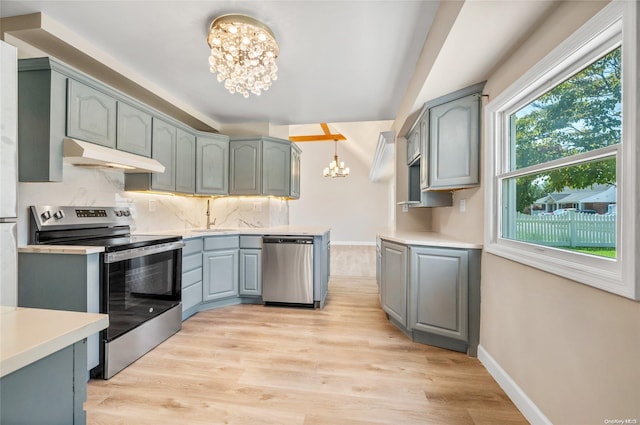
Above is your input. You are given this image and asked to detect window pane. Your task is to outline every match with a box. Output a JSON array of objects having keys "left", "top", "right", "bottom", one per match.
[
  {"left": 510, "top": 47, "right": 621, "bottom": 170},
  {"left": 501, "top": 157, "right": 616, "bottom": 258}
]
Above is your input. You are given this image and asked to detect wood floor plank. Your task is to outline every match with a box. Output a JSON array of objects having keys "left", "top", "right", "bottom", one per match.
[{"left": 86, "top": 277, "right": 527, "bottom": 425}]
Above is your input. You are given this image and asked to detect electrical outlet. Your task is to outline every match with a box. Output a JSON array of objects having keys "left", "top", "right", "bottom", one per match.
[
  {"left": 459, "top": 199, "right": 466, "bottom": 213},
  {"left": 402, "top": 204, "right": 409, "bottom": 213},
  {"left": 148, "top": 200, "right": 156, "bottom": 212}
]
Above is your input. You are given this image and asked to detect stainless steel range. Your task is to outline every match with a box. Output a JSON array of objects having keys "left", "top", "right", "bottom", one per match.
[{"left": 29, "top": 205, "right": 184, "bottom": 379}]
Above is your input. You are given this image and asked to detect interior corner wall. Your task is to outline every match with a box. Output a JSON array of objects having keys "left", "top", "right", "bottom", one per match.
[
  {"left": 476, "top": 1, "right": 640, "bottom": 424},
  {"left": 287, "top": 141, "right": 390, "bottom": 244}
]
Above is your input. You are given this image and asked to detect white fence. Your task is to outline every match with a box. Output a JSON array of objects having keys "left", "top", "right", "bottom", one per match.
[{"left": 516, "top": 211, "right": 616, "bottom": 247}]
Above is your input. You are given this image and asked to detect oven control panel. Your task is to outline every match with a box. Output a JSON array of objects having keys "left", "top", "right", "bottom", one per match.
[{"left": 30, "top": 205, "right": 133, "bottom": 230}]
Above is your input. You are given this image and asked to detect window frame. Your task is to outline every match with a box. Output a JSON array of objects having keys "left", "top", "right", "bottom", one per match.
[{"left": 484, "top": 1, "right": 639, "bottom": 300}]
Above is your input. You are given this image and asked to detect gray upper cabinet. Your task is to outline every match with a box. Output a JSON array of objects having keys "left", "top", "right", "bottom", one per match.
[
  {"left": 151, "top": 118, "right": 177, "bottom": 192},
  {"left": 196, "top": 133, "right": 229, "bottom": 195},
  {"left": 229, "top": 136, "right": 296, "bottom": 197},
  {"left": 429, "top": 93, "right": 480, "bottom": 189},
  {"left": 409, "top": 246, "right": 468, "bottom": 341},
  {"left": 17, "top": 59, "right": 67, "bottom": 182},
  {"left": 380, "top": 240, "right": 408, "bottom": 327},
  {"left": 262, "top": 138, "right": 290, "bottom": 196},
  {"left": 116, "top": 102, "right": 152, "bottom": 157},
  {"left": 290, "top": 143, "right": 301, "bottom": 199},
  {"left": 419, "top": 113, "right": 429, "bottom": 190},
  {"left": 427, "top": 82, "right": 484, "bottom": 190},
  {"left": 175, "top": 128, "right": 196, "bottom": 194},
  {"left": 229, "top": 139, "right": 261, "bottom": 195},
  {"left": 406, "top": 124, "right": 420, "bottom": 165},
  {"left": 67, "top": 79, "right": 117, "bottom": 148}
]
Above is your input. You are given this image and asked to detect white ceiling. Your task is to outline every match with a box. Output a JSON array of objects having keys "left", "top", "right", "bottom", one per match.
[{"left": 0, "top": 1, "right": 439, "bottom": 127}]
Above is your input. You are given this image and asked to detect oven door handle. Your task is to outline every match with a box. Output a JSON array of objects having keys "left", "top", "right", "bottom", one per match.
[{"left": 104, "top": 241, "right": 185, "bottom": 263}]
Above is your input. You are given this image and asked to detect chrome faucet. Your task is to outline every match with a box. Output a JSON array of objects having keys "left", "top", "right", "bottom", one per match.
[{"left": 206, "top": 199, "right": 215, "bottom": 229}]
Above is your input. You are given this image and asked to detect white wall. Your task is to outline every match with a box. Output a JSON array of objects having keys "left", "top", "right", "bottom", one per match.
[
  {"left": 427, "top": 1, "right": 640, "bottom": 423},
  {"left": 288, "top": 141, "right": 392, "bottom": 243}
]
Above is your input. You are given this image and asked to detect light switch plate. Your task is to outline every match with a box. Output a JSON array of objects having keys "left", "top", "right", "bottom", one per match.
[
  {"left": 402, "top": 204, "right": 409, "bottom": 213},
  {"left": 459, "top": 199, "right": 466, "bottom": 213}
]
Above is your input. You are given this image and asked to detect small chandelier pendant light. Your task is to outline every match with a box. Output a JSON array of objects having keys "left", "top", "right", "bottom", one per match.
[
  {"left": 207, "top": 14, "right": 279, "bottom": 98},
  {"left": 323, "top": 141, "right": 350, "bottom": 178}
]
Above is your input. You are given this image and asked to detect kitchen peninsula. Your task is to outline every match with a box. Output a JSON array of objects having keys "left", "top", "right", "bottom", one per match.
[{"left": 0, "top": 306, "right": 108, "bottom": 424}]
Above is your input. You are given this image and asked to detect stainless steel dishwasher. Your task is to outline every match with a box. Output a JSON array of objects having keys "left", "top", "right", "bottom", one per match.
[{"left": 262, "top": 236, "right": 314, "bottom": 307}]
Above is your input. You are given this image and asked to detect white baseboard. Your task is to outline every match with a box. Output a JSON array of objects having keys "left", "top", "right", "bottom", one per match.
[{"left": 478, "top": 345, "right": 553, "bottom": 425}]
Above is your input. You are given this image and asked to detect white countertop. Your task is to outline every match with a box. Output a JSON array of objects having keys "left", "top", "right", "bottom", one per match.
[
  {"left": 18, "top": 245, "right": 105, "bottom": 255},
  {"left": 377, "top": 230, "right": 483, "bottom": 249},
  {"left": 0, "top": 307, "right": 108, "bottom": 378},
  {"left": 150, "top": 225, "right": 332, "bottom": 239}
]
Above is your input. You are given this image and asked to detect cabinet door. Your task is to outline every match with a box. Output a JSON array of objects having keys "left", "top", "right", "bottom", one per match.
[
  {"left": 380, "top": 240, "right": 407, "bottom": 327},
  {"left": 175, "top": 128, "right": 196, "bottom": 194},
  {"left": 406, "top": 126, "right": 420, "bottom": 165},
  {"left": 429, "top": 93, "right": 480, "bottom": 189},
  {"left": 196, "top": 135, "right": 229, "bottom": 195},
  {"left": 202, "top": 249, "right": 239, "bottom": 302},
  {"left": 262, "top": 139, "right": 290, "bottom": 196},
  {"left": 67, "top": 79, "right": 116, "bottom": 148},
  {"left": 116, "top": 102, "right": 151, "bottom": 156},
  {"left": 151, "top": 118, "right": 176, "bottom": 191},
  {"left": 239, "top": 249, "right": 262, "bottom": 296},
  {"left": 229, "top": 139, "right": 261, "bottom": 195},
  {"left": 409, "top": 247, "right": 468, "bottom": 341},
  {"left": 419, "top": 114, "right": 429, "bottom": 190},
  {"left": 290, "top": 145, "right": 301, "bottom": 198}
]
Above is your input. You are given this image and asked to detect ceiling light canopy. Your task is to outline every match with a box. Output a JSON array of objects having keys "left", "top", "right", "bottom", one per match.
[{"left": 207, "top": 14, "right": 279, "bottom": 98}]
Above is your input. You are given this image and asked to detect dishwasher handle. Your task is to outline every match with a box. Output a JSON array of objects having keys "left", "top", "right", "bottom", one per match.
[{"left": 263, "top": 236, "right": 314, "bottom": 244}]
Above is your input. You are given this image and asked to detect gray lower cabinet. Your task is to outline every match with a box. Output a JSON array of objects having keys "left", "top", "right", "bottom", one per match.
[
  {"left": 380, "top": 240, "right": 408, "bottom": 327},
  {"left": 182, "top": 238, "right": 203, "bottom": 320},
  {"left": 117, "top": 101, "right": 152, "bottom": 157},
  {"left": 239, "top": 249, "right": 261, "bottom": 296},
  {"left": 151, "top": 118, "right": 177, "bottom": 191},
  {"left": 409, "top": 247, "right": 468, "bottom": 341},
  {"left": 18, "top": 252, "right": 101, "bottom": 372},
  {"left": 1, "top": 340, "right": 87, "bottom": 425},
  {"left": 196, "top": 133, "right": 229, "bottom": 195},
  {"left": 202, "top": 236, "right": 240, "bottom": 302},
  {"left": 378, "top": 238, "right": 481, "bottom": 356},
  {"left": 239, "top": 235, "right": 262, "bottom": 297},
  {"left": 175, "top": 128, "right": 196, "bottom": 194},
  {"left": 67, "top": 79, "right": 117, "bottom": 148}
]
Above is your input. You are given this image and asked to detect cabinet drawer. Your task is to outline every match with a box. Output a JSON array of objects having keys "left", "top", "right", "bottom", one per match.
[
  {"left": 182, "top": 268, "right": 202, "bottom": 288},
  {"left": 240, "top": 235, "right": 262, "bottom": 249},
  {"left": 183, "top": 252, "right": 203, "bottom": 273},
  {"left": 182, "top": 281, "right": 202, "bottom": 311},
  {"left": 182, "top": 238, "right": 203, "bottom": 256},
  {"left": 204, "top": 235, "right": 239, "bottom": 251}
]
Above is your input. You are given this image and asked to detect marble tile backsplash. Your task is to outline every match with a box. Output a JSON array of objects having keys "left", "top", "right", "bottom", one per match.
[{"left": 17, "top": 164, "right": 288, "bottom": 245}]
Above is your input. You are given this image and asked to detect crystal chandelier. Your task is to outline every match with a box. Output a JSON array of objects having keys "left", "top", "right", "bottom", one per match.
[
  {"left": 207, "top": 14, "right": 279, "bottom": 98},
  {"left": 323, "top": 141, "right": 350, "bottom": 178}
]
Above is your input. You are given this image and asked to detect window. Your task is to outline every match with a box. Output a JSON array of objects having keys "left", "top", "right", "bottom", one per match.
[{"left": 485, "top": 1, "right": 639, "bottom": 299}]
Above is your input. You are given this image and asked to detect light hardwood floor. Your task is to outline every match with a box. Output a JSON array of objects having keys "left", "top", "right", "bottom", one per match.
[{"left": 86, "top": 277, "right": 527, "bottom": 425}]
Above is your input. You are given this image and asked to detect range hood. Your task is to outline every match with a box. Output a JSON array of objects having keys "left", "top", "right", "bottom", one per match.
[{"left": 63, "top": 138, "right": 165, "bottom": 173}]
